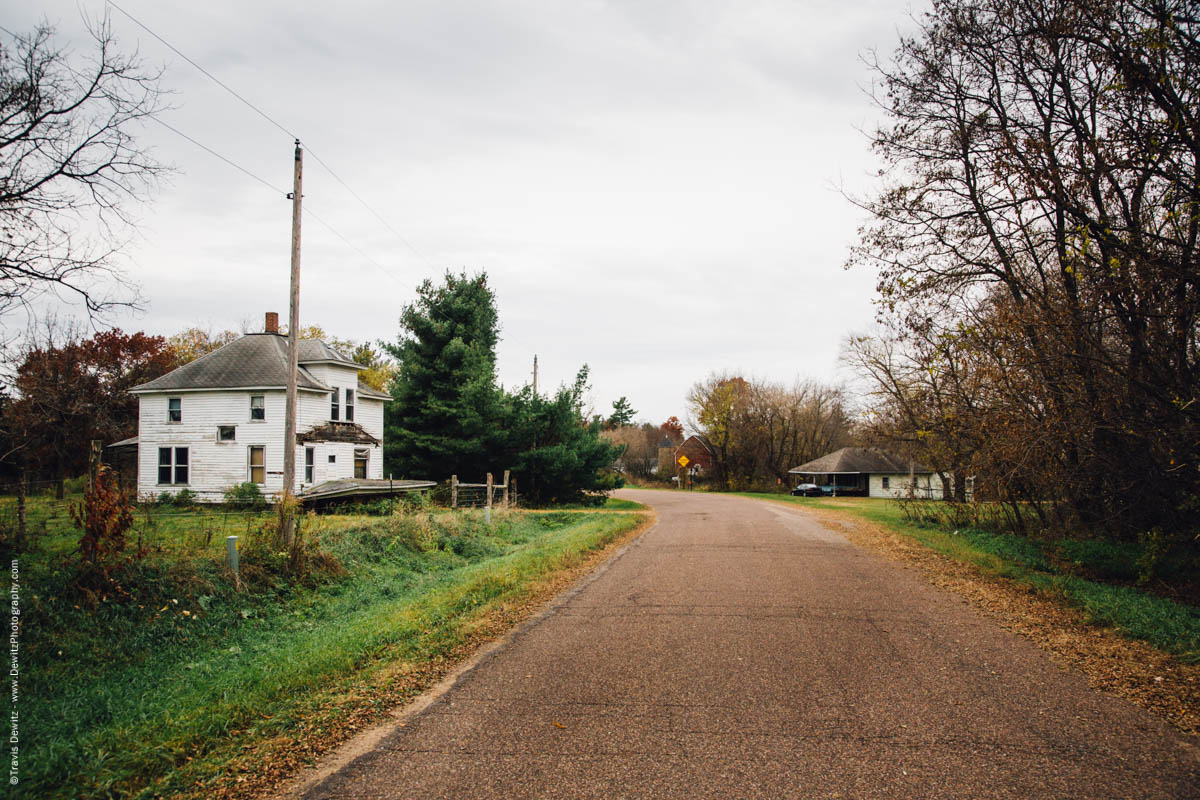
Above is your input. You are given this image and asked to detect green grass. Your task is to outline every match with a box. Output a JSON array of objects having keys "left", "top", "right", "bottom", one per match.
[
  {"left": 738, "top": 492, "right": 1200, "bottom": 663},
  {"left": 13, "top": 504, "right": 644, "bottom": 799}
]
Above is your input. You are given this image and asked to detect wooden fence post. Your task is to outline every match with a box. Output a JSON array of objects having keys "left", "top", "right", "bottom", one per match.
[
  {"left": 502, "top": 470, "right": 510, "bottom": 508},
  {"left": 485, "top": 472, "right": 493, "bottom": 508},
  {"left": 88, "top": 439, "right": 103, "bottom": 493},
  {"left": 451, "top": 474, "right": 458, "bottom": 508}
]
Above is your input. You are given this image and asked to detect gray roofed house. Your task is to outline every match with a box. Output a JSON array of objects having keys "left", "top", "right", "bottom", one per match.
[
  {"left": 124, "top": 313, "right": 393, "bottom": 502},
  {"left": 788, "top": 447, "right": 941, "bottom": 499}
]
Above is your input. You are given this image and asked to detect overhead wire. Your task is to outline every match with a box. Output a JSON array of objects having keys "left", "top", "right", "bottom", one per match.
[
  {"left": 105, "top": 0, "right": 438, "bottom": 274},
  {"left": 148, "top": 118, "right": 407, "bottom": 288}
]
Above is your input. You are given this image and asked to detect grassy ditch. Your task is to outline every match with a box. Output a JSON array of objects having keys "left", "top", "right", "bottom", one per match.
[
  {"left": 15, "top": 503, "right": 647, "bottom": 799},
  {"left": 739, "top": 493, "right": 1200, "bottom": 664}
]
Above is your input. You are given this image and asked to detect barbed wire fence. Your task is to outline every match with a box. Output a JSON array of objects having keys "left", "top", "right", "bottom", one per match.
[{"left": 0, "top": 479, "right": 272, "bottom": 555}]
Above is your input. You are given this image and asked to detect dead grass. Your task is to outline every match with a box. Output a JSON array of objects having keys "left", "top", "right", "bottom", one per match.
[{"left": 795, "top": 502, "right": 1200, "bottom": 738}]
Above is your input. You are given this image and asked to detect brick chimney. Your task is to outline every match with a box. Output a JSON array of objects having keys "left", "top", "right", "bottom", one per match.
[{"left": 265, "top": 311, "right": 279, "bottom": 334}]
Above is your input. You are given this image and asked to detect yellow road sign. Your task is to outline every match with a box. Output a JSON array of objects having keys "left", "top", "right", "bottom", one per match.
[{"left": 677, "top": 455, "right": 689, "bottom": 467}]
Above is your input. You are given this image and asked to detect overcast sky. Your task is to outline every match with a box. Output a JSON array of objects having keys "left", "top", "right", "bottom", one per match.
[{"left": 10, "top": 0, "right": 921, "bottom": 426}]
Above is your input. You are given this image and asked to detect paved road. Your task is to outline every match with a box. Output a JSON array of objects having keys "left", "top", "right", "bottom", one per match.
[{"left": 303, "top": 490, "right": 1199, "bottom": 799}]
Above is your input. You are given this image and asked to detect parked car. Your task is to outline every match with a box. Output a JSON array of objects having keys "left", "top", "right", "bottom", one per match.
[{"left": 791, "top": 483, "right": 824, "bottom": 497}]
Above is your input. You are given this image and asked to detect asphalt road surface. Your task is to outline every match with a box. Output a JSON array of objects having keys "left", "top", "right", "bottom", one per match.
[{"left": 302, "top": 490, "right": 1199, "bottom": 799}]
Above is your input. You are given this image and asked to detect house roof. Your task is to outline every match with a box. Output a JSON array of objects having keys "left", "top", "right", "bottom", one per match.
[
  {"left": 788, "top": 447, "right": 933, "bottom": 475},
  {"left": 130, "top": 333, "right": 357, "bottom": 394},
  {"left": 355, "top": 382, "right": 391, "bottom": 400},
  {"left": 298, "top": 338, "right": 359, "bottom": 367}
]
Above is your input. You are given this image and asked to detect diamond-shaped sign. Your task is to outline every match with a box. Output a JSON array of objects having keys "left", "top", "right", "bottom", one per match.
[{"left": 677, "top": 455, "right": 689, "bottom": 467}]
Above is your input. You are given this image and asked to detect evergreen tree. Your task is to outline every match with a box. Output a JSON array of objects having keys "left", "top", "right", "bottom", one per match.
[
  {"left": 383, "top": 271, "right": 502, "bottom": 479},
  {"left": 498, "top": 367, "right": 624, "bottom": 505},
  {"left": 607, "top": 396, "right": 637, "bottom": 429}
]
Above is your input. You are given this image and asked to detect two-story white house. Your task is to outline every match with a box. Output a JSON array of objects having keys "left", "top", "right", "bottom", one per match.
[{"left": 127, "top": 314, "right": 390, "bottom": 502}]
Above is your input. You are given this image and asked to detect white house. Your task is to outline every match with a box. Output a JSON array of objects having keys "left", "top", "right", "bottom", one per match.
[
  {"left": 127, "top": 313, "right": 390, "bottom": 502},
  {"left": 788, "top": 447, "right": 944, "bottom": 499}
]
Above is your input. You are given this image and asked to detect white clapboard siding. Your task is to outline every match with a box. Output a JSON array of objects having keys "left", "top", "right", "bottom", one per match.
[{"left": 137, "top": 385, "right": 385, "bottom": 501}]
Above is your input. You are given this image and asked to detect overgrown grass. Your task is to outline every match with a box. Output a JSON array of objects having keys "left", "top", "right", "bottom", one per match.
[
  {"left": 15, "top": 504, "right": 644, "bottom": 799},
  {"left": 739, "top": 493, "right": 1200, "bottom": 663}
]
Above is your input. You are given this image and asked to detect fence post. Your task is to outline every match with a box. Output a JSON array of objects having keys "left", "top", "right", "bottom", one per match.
[
  {"left": 511, "top": 475, "right": 518, "bottom": 508},
  {"left": 226, "top": 535, "right": 240, "bottom": 589},
  {"left": 88, "top": 440, "right": 103, "bottom": 493},
  {"left": 485, "top": 472, "right": 493, "bottom": 524},
  {"left": 451, "top": 474, "right": 458, "bottom": 509},
  {"left": 502, "top": 470, "right": 510, "bottom": 508}
]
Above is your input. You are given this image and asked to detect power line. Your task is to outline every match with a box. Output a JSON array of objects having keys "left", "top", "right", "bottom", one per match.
[
  {"left": 106, "top": 0, "right": 295, "bottom": 141},
  {"left": 106, "top": 0, "right": 438, "bottom": 273},
  {"left": 151, "top": 117, "right": 285, "bottom": 195},
  {"left": 303, "top": 148, "right": 436, "bottom": 271},
  {"left": 151, "top": 117, "right": 405, "bottom": 287}
]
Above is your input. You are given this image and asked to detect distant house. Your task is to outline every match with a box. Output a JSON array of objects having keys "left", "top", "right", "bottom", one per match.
[
  {"left": 788, "top": 447, "right": 941, "bottom": 499},
  {"left": 674, "top": 435, "right": 714, "bottom": 475},
  {"left": 125, "top": 313, "right": 390, "bottom": 502}
]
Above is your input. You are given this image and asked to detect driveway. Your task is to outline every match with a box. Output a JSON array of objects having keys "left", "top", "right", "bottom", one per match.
[{"left": 301, "top": 489, "right": 1199, "bottom": 799}]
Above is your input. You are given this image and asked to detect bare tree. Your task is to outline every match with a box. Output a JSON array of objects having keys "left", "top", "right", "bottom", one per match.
[
  {"left": 0, "top": 17, "right": 167, "bottom": 322},
  {"left": 850, "top": 0, "right": 1200, "bottom": 539}
]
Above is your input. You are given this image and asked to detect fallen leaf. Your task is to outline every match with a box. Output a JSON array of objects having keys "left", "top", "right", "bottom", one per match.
[{"left": 552, "top": 721, "right": 566, "bottom": 729}]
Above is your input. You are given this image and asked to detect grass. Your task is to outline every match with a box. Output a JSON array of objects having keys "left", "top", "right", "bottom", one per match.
[
  {"left": 12, "top": 500, "right": 646, "bottom": 799},
  {"left": 738, "top": 492, "right": 1200, "bottom": 663}
]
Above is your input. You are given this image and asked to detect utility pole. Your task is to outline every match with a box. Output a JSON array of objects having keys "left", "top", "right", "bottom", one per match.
[
  {"left": 532, "top": 354, "right": 538, "bottom": 396},
  {"left": 282, "top": 139, "right": 303, "bottom": 547}
]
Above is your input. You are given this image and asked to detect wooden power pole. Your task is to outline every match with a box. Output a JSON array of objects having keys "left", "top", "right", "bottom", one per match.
[
  {"left": 532, "top": 354, "right": 538, "bottom": 396},
  {"left": 282, "top": 139, "right": 303, "bottom": 547}
]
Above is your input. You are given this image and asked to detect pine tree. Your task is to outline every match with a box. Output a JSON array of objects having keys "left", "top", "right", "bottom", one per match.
[{"left": 383, "top": 272, "right": 502, "bottom": 479}]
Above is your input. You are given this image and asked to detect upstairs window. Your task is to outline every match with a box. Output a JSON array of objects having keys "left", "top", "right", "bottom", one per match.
[
  {"left": 345, "top": 388, "right": 355, "bottom": 422},
  {"left": 331, "top": 387, "right": 340, "bottom": 421},
  {"left": 158, "top": 447, "right": 188, "bottom": 484},
  {"left": 305, "top": 447, "right": 315, "bottom": 483},
  {"left": 167, "top": 398, "right": 182, "bottom": 423},
  {"left": 250, "top": 395, "right": 265, "bottom": 420}
]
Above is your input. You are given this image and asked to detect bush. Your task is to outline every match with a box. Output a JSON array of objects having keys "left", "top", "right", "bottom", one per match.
[
  {"left": 173, "top": 488, "right": 198, "bottom": 507},
  {"left": 224, "top": 482, "right": 267, "bottom": 510}
]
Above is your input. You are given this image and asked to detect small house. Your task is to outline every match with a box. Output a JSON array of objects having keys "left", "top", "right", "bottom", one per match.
[
  {"left": 788, "top": 447, "right": 941, "bottom": 499},
  {"left": 125, "top": 313, "right": 390, "bottom": 502}
]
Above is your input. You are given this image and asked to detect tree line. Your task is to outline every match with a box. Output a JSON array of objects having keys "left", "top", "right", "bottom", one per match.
[{"left": 847, "top": 0, "right": 1199, "bottom": 558}]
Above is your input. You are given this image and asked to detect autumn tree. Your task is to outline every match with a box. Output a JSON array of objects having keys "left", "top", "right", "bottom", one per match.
[
  {"left": 688, "top": 374, "right": 853, "bottom": 489},
  {"left": 1, "top": 20, "right": 167, "bottom": 321},
  {"left": 852, "top": 0, "right": 1200, "bottom": 539},
  {"left": 3, "top": 327, "right": 176, "bottom": 496},
  {"left": 166, "top": 327, "right": 240, "bottom": 364}
]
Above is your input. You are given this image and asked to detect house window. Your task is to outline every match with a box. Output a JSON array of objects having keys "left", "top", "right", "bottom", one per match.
[
  {"left": 345, "top": 388, "right": 355, "bottom": 422},
  {"left": 217, "top": 425, "right": 236, "bottom": 442},
  {"left": 882, "top": 476, "right": 890, "bottom": 490},
  {"left": 168, "top": 398, "right": 182, "bottom": 422},
  {"left": 330, "top": 388, "right": 340, "bottom": 421},
  {"left": 328, "top": 454, "right": 336, "bottom": 464},
  {"left": 248, "top": 446, "right": 265, "bottom": 484},
  {"left": 354, "top": 448, "right": 369, "bottom": 479},
  {"left": 250, "top": 395, "right": 265, "bottom": 421},
  {"left": 158, "top": 447, "right": 188, "bottom": 485},
  {"left": 305, "top": 447, "right": 315, "bottom": 483}
]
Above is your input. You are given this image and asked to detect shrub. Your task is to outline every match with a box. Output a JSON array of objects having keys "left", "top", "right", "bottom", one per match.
[
  {"left": 173, "top": 488, "right": 198, "bottom": 507},
  {"left": 70, "top": 470, "right": 140, "bottom": 602},
  {"left": 224, "top": 482, "right": 267, "bottom": 510}
]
